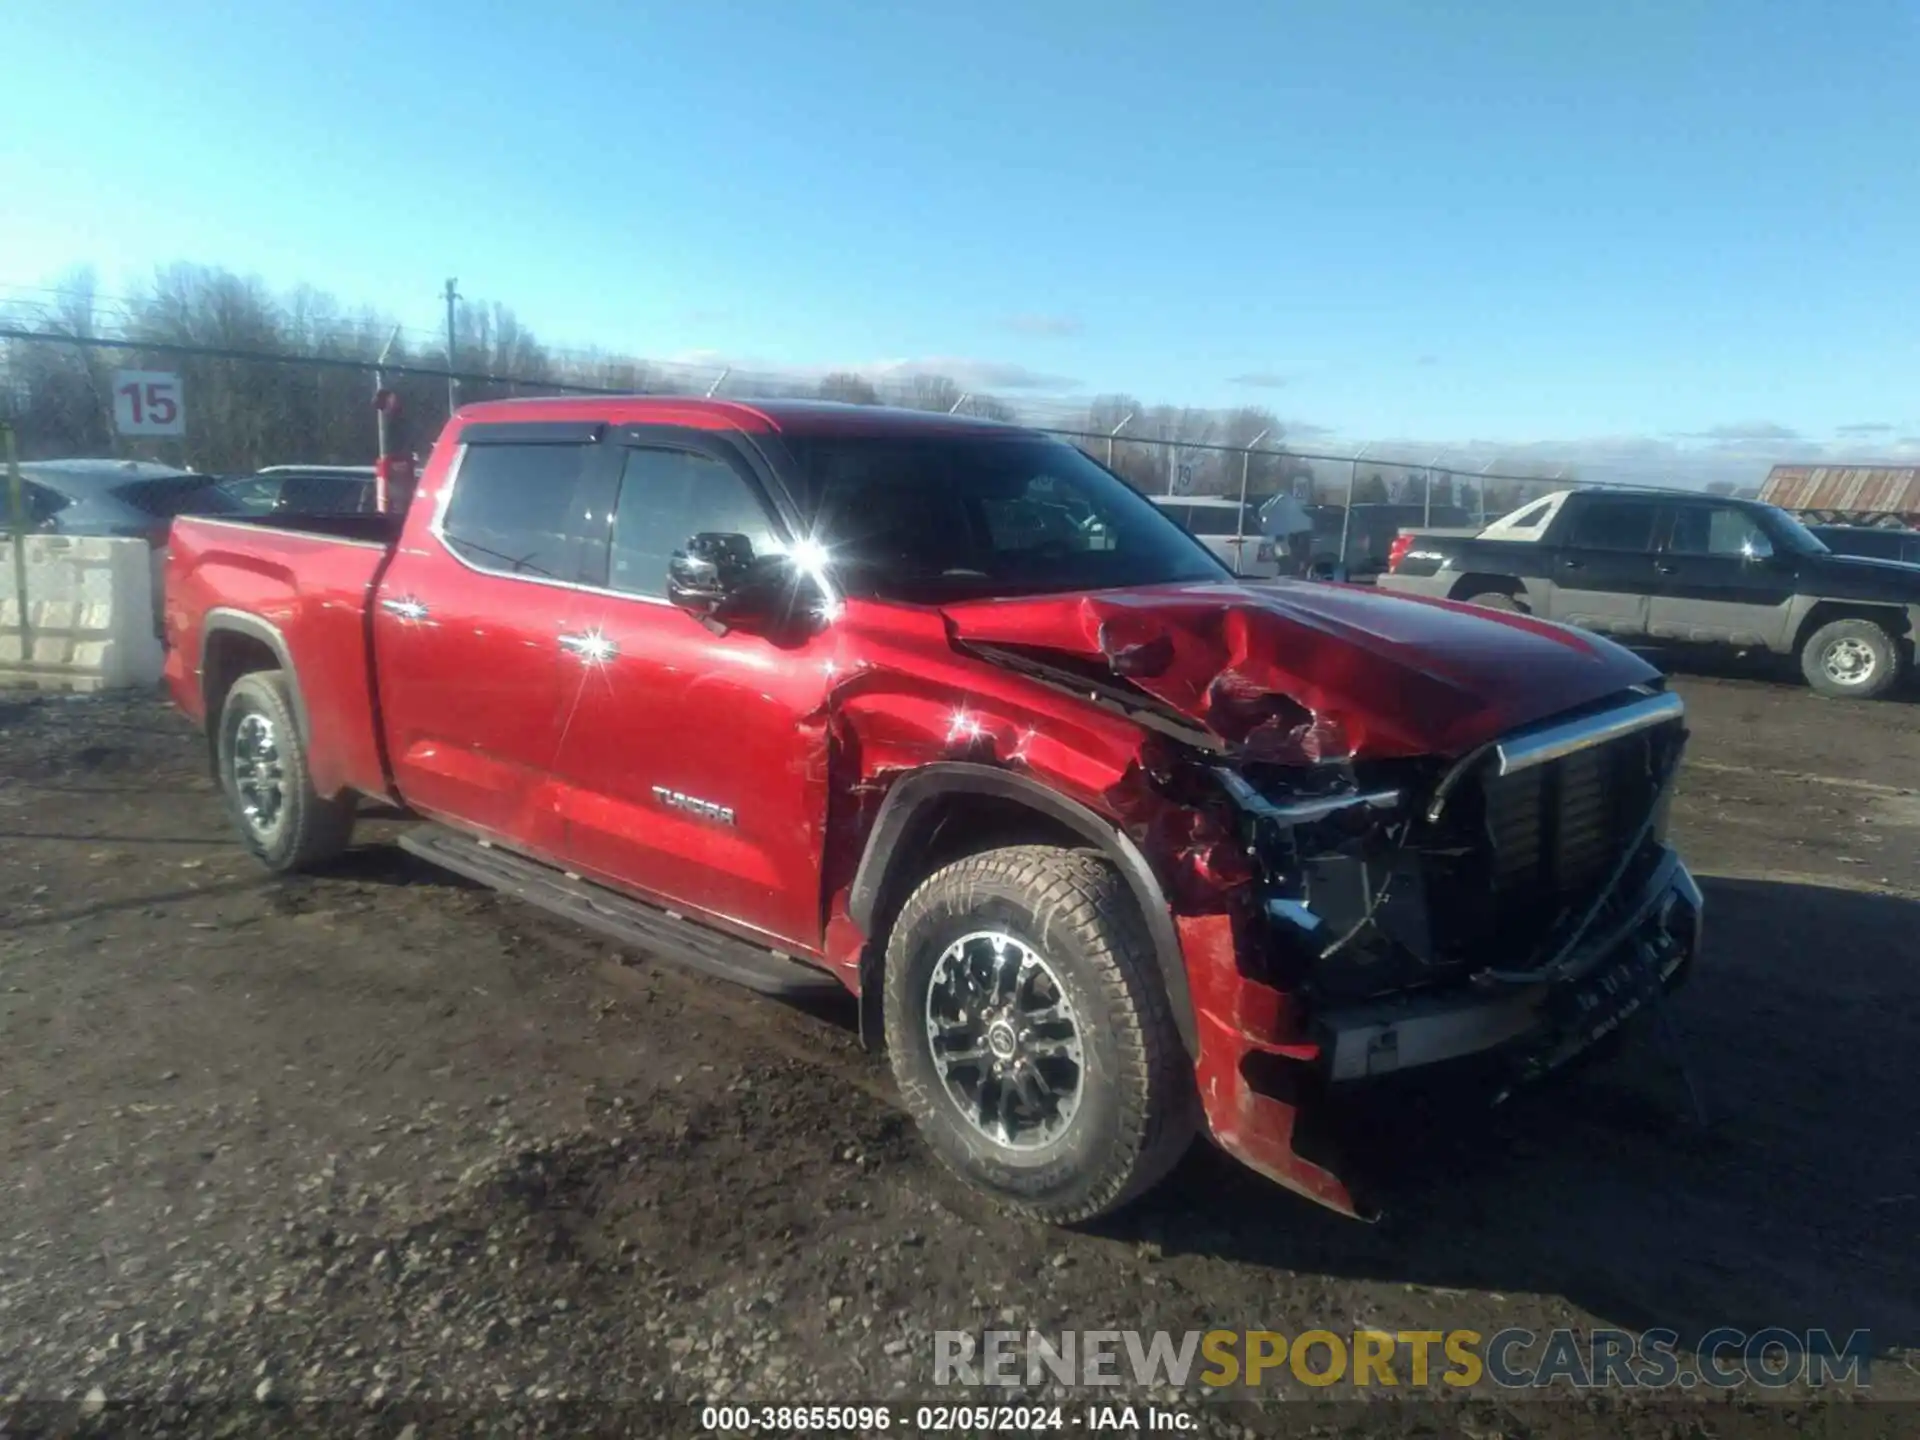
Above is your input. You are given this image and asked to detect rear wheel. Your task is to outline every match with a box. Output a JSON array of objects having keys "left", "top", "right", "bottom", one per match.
[
  {"left": 216, "top": 671, "right": 356, "bottom": 871},
  {"left": 1800, "top": 618, "right": 1901, "bottom": 700},
  {"left": 883, "top": 846, "right": 1196, "bottom": 1224},
  {"left": 1463, "top": 589, "right": 1526, "bottom": 614}
]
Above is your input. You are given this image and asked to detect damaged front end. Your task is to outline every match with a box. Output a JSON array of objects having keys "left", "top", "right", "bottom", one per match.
[
  {"left": 939, "top": 583, "right": 1703, "bottom": 1219},
  {"left": 1194, "top": 687, "right": 1700, "bottom": 1217}
]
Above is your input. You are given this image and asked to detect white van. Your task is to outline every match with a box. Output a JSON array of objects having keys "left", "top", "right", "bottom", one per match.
[{"left": 1150, "top": 496, "right": 1279, "bottom": 578}]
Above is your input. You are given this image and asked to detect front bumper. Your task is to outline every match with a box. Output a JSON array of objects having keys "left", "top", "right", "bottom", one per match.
[
  {"left": 1183, "top": 847, "right": 1703, "bottom": 1220},
  {"left": 1317, "top": 846, "right": 1701, "bottom": 1083}
]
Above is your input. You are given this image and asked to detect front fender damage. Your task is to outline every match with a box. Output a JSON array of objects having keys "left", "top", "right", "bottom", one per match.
[
  {"left": 818, "top": 584, "right": 1680, "bottom": 1220},
  {"left": 812, "top": 630, "right": 1383, "bottom": 1219},
  {"left": 1178, "top": 912, "right": 1375, "bottom": 1220}
]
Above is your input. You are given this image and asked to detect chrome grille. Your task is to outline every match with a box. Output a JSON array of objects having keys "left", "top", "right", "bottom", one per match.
[
  {"left": 1417, "top": 703, "right": 1682, "bottom": 965},
  {"left": 1482, "top": 736, "right": 1644, "bottom": 903}
]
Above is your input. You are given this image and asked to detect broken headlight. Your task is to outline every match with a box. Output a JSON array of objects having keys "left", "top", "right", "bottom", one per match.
[{"left": 1214, "top": 763, "right": 1452, "bottom": 997}]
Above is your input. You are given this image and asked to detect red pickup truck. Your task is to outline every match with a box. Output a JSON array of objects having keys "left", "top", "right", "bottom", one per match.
[{"left": 163, "top": 398, "right": 1702, "bottom": 1223}]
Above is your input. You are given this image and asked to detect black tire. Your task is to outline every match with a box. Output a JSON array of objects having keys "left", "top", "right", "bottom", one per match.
[
  {"left": 1799, "top": 618, "right": 1901, "bottom": 700},
  {"left": 1463, "top": 589, "right": 1526, "bottom": 613},
  {"left": 883, "top": 845, "right": 1197, "bottom": 1224},
  {"left": 215, "top": 671, "right": 356, "bottom": 871}
]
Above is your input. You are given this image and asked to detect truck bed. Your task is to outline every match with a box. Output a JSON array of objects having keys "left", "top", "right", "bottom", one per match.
[{"left": 161, "top": 514, "right": 398, "bottom": 801}]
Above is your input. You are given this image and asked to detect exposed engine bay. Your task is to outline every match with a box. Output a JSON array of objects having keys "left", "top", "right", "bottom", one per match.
[
  {"left": 1212, "top": 689, "right": 1690, "bottom": 1007},
  {"left": 962, "top": 609, "right": 1690, "bottom": 1015}
]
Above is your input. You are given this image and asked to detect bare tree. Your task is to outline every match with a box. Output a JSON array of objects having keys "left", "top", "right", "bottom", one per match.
[
  {"left": 1, "top": 266, "right": 117, "bottom": 459},
  {"left": 902, "top": 373, "right": 963, "bottom": 412},
  {"left": 1218, "top": 405, "right": 1286, "bottom": 500},
  {"left": 1351, "top": 472, "right": 1391, "bottom": 505},
  {"left": 817, "top": 372, "right": 881, "bottom": 405}
]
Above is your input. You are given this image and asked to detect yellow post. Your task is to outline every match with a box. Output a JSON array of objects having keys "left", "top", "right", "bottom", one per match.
[{"left": 4, "top": 424, "right": 28, "bottom": 664}]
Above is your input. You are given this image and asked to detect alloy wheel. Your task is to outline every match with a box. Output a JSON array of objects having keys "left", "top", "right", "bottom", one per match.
[
  {"left": 923, "top": 931, "right": 1084, "bottom": 1151},
  {"left": 231, "top": 712, "right": 287, "bottom": 836},
  {"left": 1823, "top": 637, "right": 1877, "bottom": 687}
]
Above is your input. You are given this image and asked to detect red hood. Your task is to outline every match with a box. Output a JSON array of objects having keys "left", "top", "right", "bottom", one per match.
[{"left": 941, "top": 580, "right": 1659, "bottom": 760}]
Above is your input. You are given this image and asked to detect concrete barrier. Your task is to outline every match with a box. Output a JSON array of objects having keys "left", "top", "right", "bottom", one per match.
[{"left": 0, "top": 535, "right": 164, "bottom": 692}]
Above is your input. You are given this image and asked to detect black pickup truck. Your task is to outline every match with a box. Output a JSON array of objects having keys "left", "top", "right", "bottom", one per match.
[{"left": 1379, "top": 487, "right": 1920, "bottom": 699}]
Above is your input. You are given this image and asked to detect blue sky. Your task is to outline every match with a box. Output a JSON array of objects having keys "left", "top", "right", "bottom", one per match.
[{"left": 2, "top": 0, "right": 1916, "bottom": 470}]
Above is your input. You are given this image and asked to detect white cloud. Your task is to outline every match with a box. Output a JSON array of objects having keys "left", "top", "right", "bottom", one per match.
[
  {"left": 1675, "top": 421, "right": 1803, "bottom": 443},
  {"left": 660, "top": 351, "right": 1081, "bottom": 394},
  {"left": 1003, "top": 314, "right": 1083, "bottom": 338}
]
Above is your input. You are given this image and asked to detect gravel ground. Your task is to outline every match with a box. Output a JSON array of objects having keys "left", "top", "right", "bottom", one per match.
[{"left": 1, "top": 669, "right": 1917, "bottom": 1437}]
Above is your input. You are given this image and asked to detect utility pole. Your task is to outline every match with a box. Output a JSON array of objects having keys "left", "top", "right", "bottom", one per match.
[
  {"left": 4, "top": 424, "right": 29, "bottom": 664},
  {"left": 1339, "top": 444, "right": 1374, "bottom": 581},
  {"left": 1237, "top": 427, "right": 1270, "bottom": 549},
  {"left": 374, "top": 323, "right": 402, "bottom": 457},
  {"left": 443, "top": 278, "right": 460, "bottom": 418},
  {"left": 1421, "top": 451, "right": 1444, "bottom": 526}
]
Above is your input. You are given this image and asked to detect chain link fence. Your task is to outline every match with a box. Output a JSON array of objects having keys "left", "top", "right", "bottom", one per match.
[{"left": 4, "top": 325, "right": 1639, "bottom": 577}]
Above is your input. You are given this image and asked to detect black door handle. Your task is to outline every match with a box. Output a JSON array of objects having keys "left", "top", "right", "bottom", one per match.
[
  {"left": 1561, "top": 557, "right": 1584, "bottom": 571},
  {"left": 1656, "top": 562, "right": 1678, "bottom": 575}
]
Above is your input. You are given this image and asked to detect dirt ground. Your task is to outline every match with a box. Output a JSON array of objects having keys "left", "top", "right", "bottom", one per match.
[{"left": 2, "top": 665, "right": 1917, "bottom": 1437}]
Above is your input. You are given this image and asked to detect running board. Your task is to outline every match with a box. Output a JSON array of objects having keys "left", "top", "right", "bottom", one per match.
[{"left": 398, "top": 826, "right": 844, "bottom": 1000}]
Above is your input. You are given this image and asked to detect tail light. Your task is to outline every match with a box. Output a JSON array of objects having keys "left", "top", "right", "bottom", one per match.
[{"left": 1387, "top": 533, "right": 1414, "bottom": 572}]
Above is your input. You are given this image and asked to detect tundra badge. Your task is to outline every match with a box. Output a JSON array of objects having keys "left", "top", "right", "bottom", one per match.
[{"left": 651, "top": 786, "right": 736, "bottom": 827}]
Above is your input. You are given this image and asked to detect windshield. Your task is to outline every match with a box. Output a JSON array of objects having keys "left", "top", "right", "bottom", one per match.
[
  {"left": 779, "top": 434, "right": 1229, "bottom": 601},
  {"left": 1763, "top": 504, "right": 1829, "bottom": 555}
]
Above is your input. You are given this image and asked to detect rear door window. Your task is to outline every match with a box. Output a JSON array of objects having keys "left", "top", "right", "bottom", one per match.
[
  {"left": 278, "top": 474, "right": 374, "bottom": 514},
  {"left": 441, "top": 442, "right": 602, "bottom": 582},
  {"left": 1668, "top": 506, "right": 1771, "bottom": 557},
  {"left": 1566, "top": 500, "right": 1660, "bottom": 552}
]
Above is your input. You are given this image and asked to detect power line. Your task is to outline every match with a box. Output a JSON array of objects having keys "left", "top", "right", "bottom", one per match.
[
  {"left": 0, "top": 325, "right": 1634, "bottom": 489},
  {"left": 0, "top": 326, "right": 628, "bottom": 395}
]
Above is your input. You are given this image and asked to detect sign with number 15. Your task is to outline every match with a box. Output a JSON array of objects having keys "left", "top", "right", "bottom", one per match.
[{"left": 113, "top": 371, "right": 186, "bottom": 436}]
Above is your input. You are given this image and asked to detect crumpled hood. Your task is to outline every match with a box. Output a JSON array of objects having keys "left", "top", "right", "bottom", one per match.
[{"left": 941, "top": 580, "right": 1660, "bottom": 760}]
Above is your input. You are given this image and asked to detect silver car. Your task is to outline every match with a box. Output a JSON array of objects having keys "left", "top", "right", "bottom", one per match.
[{"left": 7, "top": 459, "right": 238, "bottom": 634}]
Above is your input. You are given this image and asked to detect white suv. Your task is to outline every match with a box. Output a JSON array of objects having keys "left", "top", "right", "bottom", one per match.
[{"left": 1150, "top": 496, "right": 1278, "bottom": 577}]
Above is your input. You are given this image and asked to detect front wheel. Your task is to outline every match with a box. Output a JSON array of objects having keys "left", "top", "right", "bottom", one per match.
[
  {"left": 216, "top": 671, "right": 357, "bottom": 871},
  {"left": 883, "top": 846, "right": 1197, "bottom": 1224},
  {"left": 1800, "top": 618, "right": 1902, "bottom": 700}
]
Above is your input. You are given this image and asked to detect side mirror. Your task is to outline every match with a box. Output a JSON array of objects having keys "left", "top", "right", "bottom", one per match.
[
  {"left": 667, "top": 532, "right": 821, "bottom": 635},
  {"left": 667, "top": 532, "right": 759, "bottom": 620}
]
